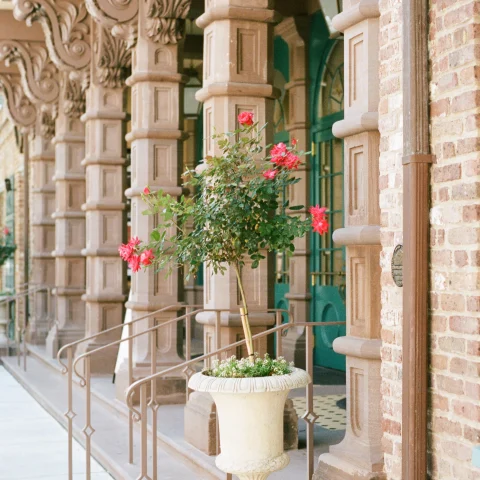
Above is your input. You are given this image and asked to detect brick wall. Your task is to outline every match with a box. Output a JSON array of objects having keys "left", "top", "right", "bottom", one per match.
[
  {"left": 379, "top": 0, "right": 480, "bottom": 478},
  {"left": 378, "top": 0, "right": 403, "bottom": 477},
  {"left": 429, "top": 0, "right": 480, "bottom": 478}
]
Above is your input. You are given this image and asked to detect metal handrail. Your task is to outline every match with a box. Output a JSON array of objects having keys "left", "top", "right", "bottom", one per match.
[
  {"left": 3, "top": 284, "right": 53, "bottom": 370},
  {"left": 124, "top": 319, "right": 346, "bottom": 480},
  {"left": 62, "top": 306, "right": 289, "bottom": 480},
  {"left": 56, "top": 303, "right": 203, "bottom": 367}
]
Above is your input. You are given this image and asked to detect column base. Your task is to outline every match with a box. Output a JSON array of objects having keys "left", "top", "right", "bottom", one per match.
[
  {"left": 74, "top": 339, "right": 119, "bottom": 374},
  {"left": 46, "top": 324, "right": 85, "bottom": 358},
  {"left": 315, "top": 453, "right": 386, "bottom": 480},
  {"left": 184, "top": 392, "right": 299, "bottom": 455},
  {"left": 115, "top": 359, "right": 186, "bottom": 405},
  {"left": 26, "top": 317, "right": 50, "bottom": 346}
]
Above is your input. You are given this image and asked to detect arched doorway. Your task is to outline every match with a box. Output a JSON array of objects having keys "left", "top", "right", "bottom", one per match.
[{"left": 310, "top": 18, "right": 346, "bottom": 371}]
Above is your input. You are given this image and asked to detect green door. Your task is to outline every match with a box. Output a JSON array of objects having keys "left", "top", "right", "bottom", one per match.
[{"left": 310, "top": 38, "right": 346, "bottom": 371}]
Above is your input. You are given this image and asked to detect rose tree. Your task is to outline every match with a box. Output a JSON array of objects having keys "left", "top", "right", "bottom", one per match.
[{"left": 119, "top": 113, "right": 328, "bottom": 364}]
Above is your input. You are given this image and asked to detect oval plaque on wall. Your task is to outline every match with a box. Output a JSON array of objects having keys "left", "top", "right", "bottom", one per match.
[{"left": 391, "top": 244, "right": 403, "bottom": 287}]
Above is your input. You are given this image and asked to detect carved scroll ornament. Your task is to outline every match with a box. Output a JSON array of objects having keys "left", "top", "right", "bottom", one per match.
[
  {"left": 0, "top": 74, "right": 37, "bottom": 128},
  {"left": 62, "top": 73, "right": 86, "bottom": 118},
  {"left": 146, "top": 0, "right": 191, "bottom": 44},
  {"left": 0, "top": 40, "right": 59, "bottom": 104},
  {"left": 94, "top": 26, "right": 131, "bottom": 88},
  {"left": 12, "top": 0, "right": 91, "bottom": 71}
]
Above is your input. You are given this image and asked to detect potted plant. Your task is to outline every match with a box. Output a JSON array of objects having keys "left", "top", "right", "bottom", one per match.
[{"left": 119, "top": 112, "right": 329, "bottom": 479}]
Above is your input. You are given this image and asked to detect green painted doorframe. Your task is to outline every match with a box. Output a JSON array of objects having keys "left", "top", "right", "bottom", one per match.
[{"left": 309, "top": 12, "right": 346, "bottom": 371}]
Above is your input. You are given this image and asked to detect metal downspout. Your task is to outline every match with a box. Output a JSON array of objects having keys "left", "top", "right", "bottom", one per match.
[{"left": 402, "top": 0, "right": 434, "bottom": 478}]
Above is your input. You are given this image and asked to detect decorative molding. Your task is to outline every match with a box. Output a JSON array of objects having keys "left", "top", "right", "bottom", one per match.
[
  {"left": 39, "top": 108, "right": 55, "bottom": 139},
  {"left": 62, "top": 73, "right": 85, "bottom": 118},
  {"left": 189, "top": 368, "right": 310, "bottom": 394},
  {"left": 0, "top": 73, "right": 37, "bottom": 127},
  {"left": 93, "top": 25, "right": 131, "bottom": 88},
  {"left": 85, "top": 0, "right": 138, "bottom": 49},
  {"left": 145, "top": 0, "right": 191, "bottom": 44},
  {"left": 12, "top": 0, "right": 91, "bottom": 71},
  {"left": 0, "top": 40, "right": 59, "bottom": 104}
]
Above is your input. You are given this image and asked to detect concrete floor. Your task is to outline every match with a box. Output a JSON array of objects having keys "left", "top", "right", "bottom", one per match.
[{"left": 0, "top": 366, "right": 112, "bottom": 480}]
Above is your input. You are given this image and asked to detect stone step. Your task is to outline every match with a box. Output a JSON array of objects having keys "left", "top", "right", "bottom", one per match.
[{"left": 1, "top": 353, "right": 219, "bottom": 480}]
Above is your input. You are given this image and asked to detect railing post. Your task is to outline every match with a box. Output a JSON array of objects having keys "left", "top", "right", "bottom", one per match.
[
  {"left": 65, "top": 347, "right": 74, "bottom": 480},
  {"left": 84, "top": 356, "right": 92, "bottom": 480},
  {"left": 306, "top": 324, "right": 315, "bottom": 479},
  {"left": 275, "top": 310, "right": 283, "bottom": 358},
  {"left": 149, "top": 328, "right": 158, "bottom": 480},
  {"left": 139, "top": 383, "right": 149, "bottom": 480},
  {"left": 128, "top": 321, "right": 134, "bottom": 464}
]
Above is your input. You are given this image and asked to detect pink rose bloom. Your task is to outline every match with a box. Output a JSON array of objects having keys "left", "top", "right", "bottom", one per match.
[
  {"left": 118, "top": 243, "right": 134, "bottom": 262},
  {"left": 309, "top": 205, "right": 328, "bottom": 219},
  {"left": 312, "top": 217, "right": 329, "bottom": 235},
  {"left": 291, "top": 138, "right": 298, "bottom": 146},
  {"left": 3, "top": 227, "right": 9, "bottom": 235},
  {"left": 284, "top": 153, "right": 301, "bottom": 170},
  {"left": 140, "top": 249, "right": 155, "bottom": 266},
  {"left": 128, "top": 254, "right": 142, "bottom": 273},
  {"left": 143, "top": 186, "right": 151, "bottom": 195},
  {"left": 270, "top": 142, "right": 288, "bottom": 166},
  {"left": 238, "top": 111, "right": 254, "bottom": 126},
  {"left": 128, "top": 236, "right": 141, "bottom": 247},
  {"left": 263, "top": 169, "right": 277, "bottom": 180}
]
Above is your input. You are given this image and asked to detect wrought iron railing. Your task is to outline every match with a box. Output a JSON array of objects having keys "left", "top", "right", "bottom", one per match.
[{"left": 59, "top": 305, "right": 345, "bottom": 480}]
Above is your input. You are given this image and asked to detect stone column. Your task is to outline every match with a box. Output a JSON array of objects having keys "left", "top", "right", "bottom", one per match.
[
  {"left": 184, "top": 0, "right": 280, "bottom": 455},
  {"left": 74, "top": 23, "right": 128, "bottom": 374},
  {"left": 315, "top": 2, "right": 385, "bottom": 479},
  {"left": 194, "top": 0, "right": 277, "bottom": 358},
  {"left": 28, "top": 111, "right": 55, "bottom": 344},
  {"left": 46, "top": 74, "right": 87, "bottom": 357},
  {"left": 115, "top": 1, "right": 188, "bottom": 402},
  {"left": 275, "top": 17, "right": 311, "bottom": 365}
]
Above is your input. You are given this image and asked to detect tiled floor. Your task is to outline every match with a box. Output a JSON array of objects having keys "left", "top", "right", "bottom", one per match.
[
  {"left": 291, "top": 394, "right": 347, "bottom": 431},
  {"left": 0, "top": 365, "right": 112, "bottom": 480}
]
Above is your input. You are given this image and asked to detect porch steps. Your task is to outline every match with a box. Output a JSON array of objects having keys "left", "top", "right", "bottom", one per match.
[{"left": 1, "top": 350, "right": 220, "bottom": 480}]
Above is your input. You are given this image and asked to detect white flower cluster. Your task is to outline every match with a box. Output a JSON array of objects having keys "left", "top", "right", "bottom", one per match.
[{"left": 203, "top": 354, "right": 294, "bottom": 378}]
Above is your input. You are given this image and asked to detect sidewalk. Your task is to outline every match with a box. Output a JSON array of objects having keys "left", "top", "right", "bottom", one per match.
[{"left": 0, "top": 365, "right": 112, "bottom": 480}]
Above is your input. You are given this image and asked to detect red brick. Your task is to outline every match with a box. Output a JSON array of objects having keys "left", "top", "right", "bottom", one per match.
[
  {"left": 440, "top": 293, "right": 465, "bottom": 311},
  {"left": 467, "top": 296, "right": 480, "bottom": 312},
  {"left": 449, "top": 316, "right": 480, "bottom": 334},
  {"left": 438, "top": 335, "right": 466, "bottom": 353},
  {"left": 435, "top": 374, "right": 465, "bottom": 395},
  {"left": 431, "top": 415, "right": 462, "bottom": 436},
  {"left": 454, "top": 250, "right": 469, "bottom": 267},
  {"left": 452, "top": 399, "right": 480, "bottom": 422},
  {"left": 463, "top": 205, "right": 480, "bottom": 222},
  {"left": 382, "top": 418, "right": 401, "bottom": 436},
  {"left": 451, "top": 91, "right": 480, "bottom": 113},
  {"left": 433, "top": 163, "right": 461, "bottom": 182},
  {"left": 448, "top": 227, "right": 480, "bottom": 245}
]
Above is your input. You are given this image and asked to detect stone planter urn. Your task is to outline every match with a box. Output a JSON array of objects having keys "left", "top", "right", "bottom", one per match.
[{"left": 189, "top": 368, "right": 310, "bottom": 480}]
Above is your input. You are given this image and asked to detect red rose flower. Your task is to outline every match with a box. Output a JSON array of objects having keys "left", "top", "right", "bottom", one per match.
[
  {"left": 128, "top": 236, "right": 141, "bottom": 247},
  {"left": 140, "top": 249, "right": 155, "bottom": 266},
  {"left": 143, "top": 186, "right": 151, "bottom": 195},
  {"left": 238, "top": 111, "right": 254, "bottom": 126},
  {"left": 309, "top": 205, "right": 327, "bottom": 218},
  {"left": 262, "top": 169, "right": 277, "bottom": 180},
  {"left": 312, "top": 217, "right": 329, "bottom": 235},
  {"left": 291, "top": 138, "right": 298, "bottom": 146},
  {"left": 128, "top": 254, "right": 142, "bottom": 273},
  {"left": 284, "top": 153, "right": 301, "bottom": 170},
  {"left": 118, "top": 243, "right": 135, "bottom": 262},
  {"left": 270, "top": 142, "right": 288, "bottom": 166}
]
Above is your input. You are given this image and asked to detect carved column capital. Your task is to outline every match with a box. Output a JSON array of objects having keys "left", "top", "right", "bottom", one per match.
[
  {"left": 92, "top": 22, "right": 131, "bottom": 88},
  {"left": 60, "top": 72, "right": 86, "bottom": 119},
  {"left": 0, "top": 40, "right": 60, "bottom": 104},
  {"left": 143, "top": 0, "right": 191, "bottom": 44},
  {"left": 0, "top": 73, "right": 37, "bottom": 128},
  {"left": 12, "top": 0, "right": 91, "bottom": 71},
  {"left": 85, "top": 0, "right": 138, "bottom": 49}
]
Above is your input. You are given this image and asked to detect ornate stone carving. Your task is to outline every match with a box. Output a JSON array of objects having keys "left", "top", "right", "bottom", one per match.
[
  {"left": 85, "top": 0, "right": 138, "bottom": 49},
  {"left": 62, "top": 74, "right": 85, "bottom": 118},
  {"left": 94, "top": 25, "right": 131, "bottom": 88},
  {"left": 145, "top": 0, "right": 191, "bottom": 44},
  {"left": 0, "top": 40, "right": 59, "bottom": 104},
  {"left": 0, "top": 74, "right": 37, "bottom": 128},
  {"left": 39, "top": 109, "right": 55, "bottom": 140},
  {"left": 12, "top": 0, "right": 91, "bottom": 71}
]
